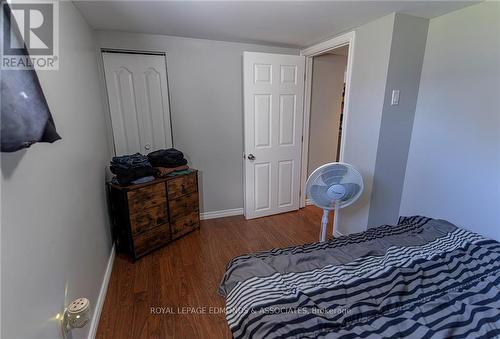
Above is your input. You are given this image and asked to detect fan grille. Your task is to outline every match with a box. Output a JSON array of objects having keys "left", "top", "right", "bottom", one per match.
[{"left": 306, "top": 162, "right": 363, "bottom": 210}]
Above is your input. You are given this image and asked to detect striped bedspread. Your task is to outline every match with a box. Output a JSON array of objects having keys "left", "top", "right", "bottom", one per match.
[{"left": 219, "top": 216, "right": 500, "bottom": 338}]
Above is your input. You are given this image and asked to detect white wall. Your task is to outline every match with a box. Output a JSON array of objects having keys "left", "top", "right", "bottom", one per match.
[
  {"left": 95, "top": 31, "right": 298, "bottom": 214},
  {"left": 368, "top": 14, "right": 429, "bottom": 227},
  {"left": 1, "top": 2, "right": 112, "bottom": 338},
  {"left": 338, "top": 14, "right": 395, "bottom": 234},
  {"left": 308, "top": 54, "right": 347, "bottom": 176},
  {"left": 400, "top": 2, "right": 500, "bottom": 240}
]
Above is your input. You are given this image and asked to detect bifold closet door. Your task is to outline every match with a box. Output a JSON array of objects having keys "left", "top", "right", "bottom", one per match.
[{"left": 102, "top": 52, "right": 173, "bottom": 156}]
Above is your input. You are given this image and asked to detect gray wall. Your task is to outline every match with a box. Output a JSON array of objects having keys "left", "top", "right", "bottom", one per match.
[
  {"left": 95, "top": 31, "right": 298, "bottom": 213},
  {"left": 338, "top": 14, "right": 395, "bottom": 234},
  {"left": 367, "top": 14, "right": 429, "bottom": 227},
  {"left": 400, "top": 2, "right": 500, "bottom": 240},
  {"left": 308, "top": 54, "right": 347, "bottom": 176},
  {"left": 1, "top": 2, "right": 112, "bottom": 338}
]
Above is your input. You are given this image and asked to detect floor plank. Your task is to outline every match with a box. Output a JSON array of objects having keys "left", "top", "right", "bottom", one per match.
[{"left": 96, "top": 206, "right": 330, "bottom": 339}]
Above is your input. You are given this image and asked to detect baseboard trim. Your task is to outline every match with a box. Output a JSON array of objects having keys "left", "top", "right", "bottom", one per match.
[
  {"left": 306, "top": 198, "right": 314, "bottom": 206},
  {"left": 333, "top": 230, "right": 345, "bottom": 237},
  {"left": 88, "top": 244, "right": 115, "bottom": 339},
  {"left": 200, "top": 208, "right": 244, "bottom": 220}
]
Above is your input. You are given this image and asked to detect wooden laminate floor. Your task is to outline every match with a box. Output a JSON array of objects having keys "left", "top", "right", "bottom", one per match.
[{"left": 96, "top": 206, "right": 330, "bottom": 339}]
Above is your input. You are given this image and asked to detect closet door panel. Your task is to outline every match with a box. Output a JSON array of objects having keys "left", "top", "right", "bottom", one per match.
[
  {"left": 142, "top": 65, "right": 171, "bottom": 152},
  {"left": 103, "top": 52, "right": 173, "bottom": 156}
]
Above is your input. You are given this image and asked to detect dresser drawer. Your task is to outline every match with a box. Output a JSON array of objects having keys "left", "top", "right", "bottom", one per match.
[
  {"left": 130, "top": 202, "right": 168, "bottom": 235},
  {"left": 169, "top": 192, "right": 199, "bottom": 219},
  {"left": 167, "top": 173, "right": 197, "bottom": 199},
  {"left": 133, "top": 223, "right": 171, "bottom": 258},
  {"left": 128, "top": 183, "right": 166, "bottom": 213},
  {"left": 171, "top": 211, "right": 199, "bottom": 239}
]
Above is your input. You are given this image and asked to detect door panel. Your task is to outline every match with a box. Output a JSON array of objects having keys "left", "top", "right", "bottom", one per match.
[
  {"left": 102, "top": 52, "right": 173, "bottom": 156},
  {"left": 254, "top": 95, "right": 272, "bottom": 148},
  {"left": 254, "top": 163, "right": 271, "bottom": 211},
  {"left": 278, "top": 160, "right": 294, "bottom": 207},
  {"left": 279, "top": 94, "right": 296, "bottom": 145},
  {"left": 244, "top": 52, "right": 305, "bottom": 219},
  {"left": 112, "top": 68, "right": 142, "bottom": 154}
]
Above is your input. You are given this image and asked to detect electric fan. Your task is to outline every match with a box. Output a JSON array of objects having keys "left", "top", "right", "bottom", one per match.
[{"left": 306, "top": 162, "right": 364, "bottom": 242}]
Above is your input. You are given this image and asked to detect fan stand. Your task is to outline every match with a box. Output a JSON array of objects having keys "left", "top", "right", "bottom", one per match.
[
  {"left": 320, "top": 201, "right": 340, "bottom": 242},
  {"left": 320, "top": 209, "right": 329, "bottom": 242}
]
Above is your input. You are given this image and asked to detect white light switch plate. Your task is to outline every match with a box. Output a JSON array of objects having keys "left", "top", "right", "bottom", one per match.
[{"left": 391, "top": 90, "right": 400, "bottom": 106}]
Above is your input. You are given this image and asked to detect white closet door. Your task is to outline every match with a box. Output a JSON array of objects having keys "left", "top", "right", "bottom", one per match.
[
  {"left": 243, "top": 52, "right": 305, "bottom": 219},
  {"left": 102, "top": 52, "right": 173, "bottom": 155}
]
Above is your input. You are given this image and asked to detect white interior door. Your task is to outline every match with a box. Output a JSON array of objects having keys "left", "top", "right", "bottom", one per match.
[
  {"left": 102, "top": 52, "right": 173, "bottom": 156},
  {"left": 243, "top": 52, "right": 305, "bottom": 219}
]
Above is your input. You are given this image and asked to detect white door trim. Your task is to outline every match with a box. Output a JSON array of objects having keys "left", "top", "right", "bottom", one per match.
[{"left": 299, "top": 31, "right": 356, "bottom": 210}]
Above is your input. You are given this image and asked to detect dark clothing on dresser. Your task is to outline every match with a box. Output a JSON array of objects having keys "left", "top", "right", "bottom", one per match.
[
  {"left": 110, "top": 153, "right": 156, "bottom": 185},
  {"left": 147, "top": 148, "right": 188, "bottom": 168},
  {"left": 111, "top": 153, "right": 150, "bottom": 168},
  {"left": 110, "top": 148, "right": 189, "bottom": 185},
  {"left": 110, "top": 166, "right": 157, "bottom": 185}
]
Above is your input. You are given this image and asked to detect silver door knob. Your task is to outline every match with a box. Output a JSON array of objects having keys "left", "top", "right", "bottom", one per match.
[
  {"left": 144, "top": 143, "right": 151, "bottom": 151},
  {"left": 247, "top": 154, "right": 256, "bottom": 160}
]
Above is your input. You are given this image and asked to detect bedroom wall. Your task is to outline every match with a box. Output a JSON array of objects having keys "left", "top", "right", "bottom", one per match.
[
  {"left": 367, "top": 14, "right": 429, "bottom": 228},
  {"left": 400, "top": 2, "right": 500, "bottom": 240},
  {"left": 337, "top": 14, "right": 395, "bottom": 234},
  {"left": 95, "top": 31, "right": 298, "bottom": 214},
  {"left": 1, "top": 2, "right": 112, "bottom": 339},
  {"left": 308, "top": 54, "right": 347, "bottom": 176}
]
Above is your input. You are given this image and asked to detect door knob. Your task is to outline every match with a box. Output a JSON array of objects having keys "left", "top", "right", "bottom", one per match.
[
  {"left": 144, "top": 143, "right": 151, "bottom": 151},
  {"left": 247, "top": 154, "right": 256, "bottom": 160}
]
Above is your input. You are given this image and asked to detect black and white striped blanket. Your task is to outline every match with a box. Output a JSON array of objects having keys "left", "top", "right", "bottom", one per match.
[{"left": 219, "top": 216, "right": 500, "bottom": 338}]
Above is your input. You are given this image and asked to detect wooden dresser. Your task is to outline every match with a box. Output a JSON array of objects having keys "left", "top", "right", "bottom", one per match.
[{"left": 107, "top": 170, "right": 200, "bottom": 260}]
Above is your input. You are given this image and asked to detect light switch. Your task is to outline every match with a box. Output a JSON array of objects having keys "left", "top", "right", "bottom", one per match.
[{"left": 391, "top": 90, "right": 400, "bottom": 106}]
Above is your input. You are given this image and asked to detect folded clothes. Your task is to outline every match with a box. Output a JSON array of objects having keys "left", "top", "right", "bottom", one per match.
[
  {"left": 155, "top": 165, "right": 189, "bottom": 178},
  {"left": 130, "top": 175, "right": 156, "bottom": 185},
  {"left": 148, "top": 148, "right": 188, "bottom": 168},
  {"left": 110, "top": 149, "right": 189, "bottom": 185},
  {"left": 166, "top": 169, "right": 195, "bottom": 177},
  {"left": 110, "top": 166, "right": 157, "bottom": 185},
  {"left": 148, "top": 148, "right": 184, "bottom": 160},
  {"left": 111, "top": 153, "right": 150, "bottom": 168}
]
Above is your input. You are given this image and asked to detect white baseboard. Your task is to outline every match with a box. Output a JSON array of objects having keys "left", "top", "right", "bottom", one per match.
[
  {"left": 333, "top": 230, "right": 345, "bottom": 237},
  {"left": 200, "top": 208, "right": 243, "bottom": 220},
  {"left": 88, "top": 245, "right": 115, "bottom": 339},
  {"left": 306, "top": 198, "right": 314, "bottom": 206}
]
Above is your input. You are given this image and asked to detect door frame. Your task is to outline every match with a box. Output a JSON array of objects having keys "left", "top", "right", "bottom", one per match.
[{"left": 299, "top": 31, "right": 356, "bottom": 213}]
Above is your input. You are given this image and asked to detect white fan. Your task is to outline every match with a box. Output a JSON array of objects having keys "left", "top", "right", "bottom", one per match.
[{"left": 306, "top": 162, "right": 364, "bottom": 242}]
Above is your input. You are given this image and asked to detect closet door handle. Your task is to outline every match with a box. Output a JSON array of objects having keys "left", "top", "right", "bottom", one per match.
[
  {"left": 247, "top": 154, "right": 256, "bottom": 161},
  {"left": 144, "top": 143, "right": 151, "bottom": 151}
]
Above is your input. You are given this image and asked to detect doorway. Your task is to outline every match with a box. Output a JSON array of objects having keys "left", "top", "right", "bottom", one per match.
[
  {"left": 307, "top": 46, "right": 348, "bottom": 180},
  {"left": 299, "top": 31, "right": 355, "bottom": 209},
  {"left": 241, "top": 32, "right": 355, "bottom": 220}
]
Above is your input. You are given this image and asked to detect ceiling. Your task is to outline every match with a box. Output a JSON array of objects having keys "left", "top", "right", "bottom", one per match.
[{"left": 74, "top": 1, "right": 478, "bottom": 48}]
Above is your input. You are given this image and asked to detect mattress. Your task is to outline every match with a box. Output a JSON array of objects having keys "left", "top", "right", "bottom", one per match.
[{"left": 219, "top": 216, "right": 500, "bottom": 338}]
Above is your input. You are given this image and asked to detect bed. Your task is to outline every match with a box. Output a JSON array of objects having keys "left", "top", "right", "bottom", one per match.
[{"left": 219, "top": 216, "right": 500, "bottom": 338}]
